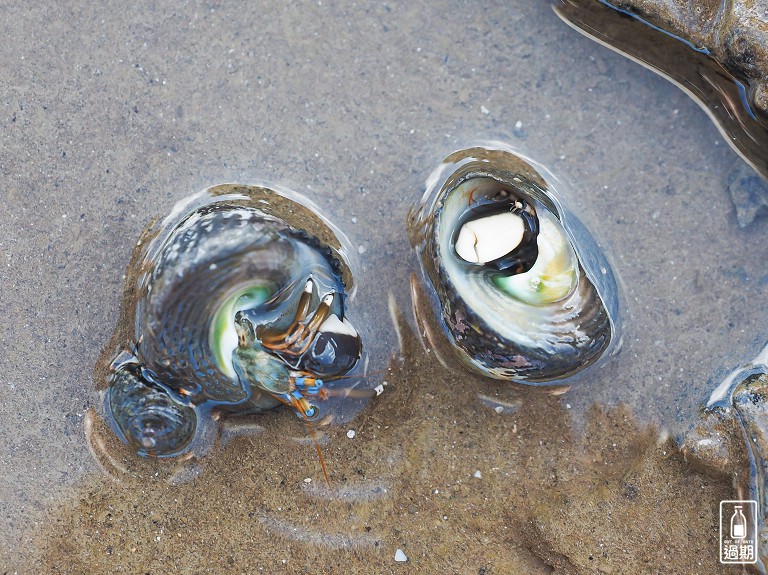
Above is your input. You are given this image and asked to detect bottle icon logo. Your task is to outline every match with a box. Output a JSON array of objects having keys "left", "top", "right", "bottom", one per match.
[
  {"left": 730, "top": 505, "right": 747, "bottom": 539},
  {"left": 720, "top": 500, "right": 757, "bottom": 564}
]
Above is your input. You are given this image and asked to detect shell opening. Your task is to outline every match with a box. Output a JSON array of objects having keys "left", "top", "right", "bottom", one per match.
[
  {"left": 211, "top": 285, "right": 273, "bottom": 379},
  {"left": 492, "top": 215, "right": 579, "bottom": 305},
  {"left": 449, "top": 178, "right": 540, "bottom": 276}
]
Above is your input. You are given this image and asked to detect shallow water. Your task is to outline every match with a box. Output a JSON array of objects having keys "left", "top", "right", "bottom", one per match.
[{"left": 1, "top": 0, "right": 765, "bottom": 573}]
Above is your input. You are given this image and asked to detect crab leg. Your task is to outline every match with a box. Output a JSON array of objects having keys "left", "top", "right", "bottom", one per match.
[
  {"left": 264, "top": 387, "right": 319, "bottom": 420},
  {"left": 262, "top": 383, "right": 330, "bottom": 486},
  {"left": 260, "top": 292, "right": 335, "bottom": 357},
  {"left": 259, "top": 279, "right": 315, "bottom": 346}
]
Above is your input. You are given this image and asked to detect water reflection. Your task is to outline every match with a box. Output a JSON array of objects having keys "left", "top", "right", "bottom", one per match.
[
  {"left": 34, "top": 291, "right": 734, "bottom": 573},
  {"left": 94, "top": 184, "right": 376, "bottom": 467},
  {"left": 555, "top": 0, "right": 768, "bottom": 181}
]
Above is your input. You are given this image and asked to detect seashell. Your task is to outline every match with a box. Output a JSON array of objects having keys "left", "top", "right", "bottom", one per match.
[
  {"left": 100, "top": 183, "right": 362, "bottom": 457},
  {"left": 408, "top": 145, "right": 620, "bottom": 383}
]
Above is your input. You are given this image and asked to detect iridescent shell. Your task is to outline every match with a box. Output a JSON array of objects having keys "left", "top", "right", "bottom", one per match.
[
  {"left": 408, "top": 145, "right": 620, "bottom": 383},
  {"left": 101, "top": 184, "right": 362, "bottom": 456}
]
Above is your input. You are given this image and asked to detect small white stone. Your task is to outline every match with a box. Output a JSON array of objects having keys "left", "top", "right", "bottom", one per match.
[
  {"left": 514, "top": 120, "right": 523, "bottom": 129},
  {"left": 347, "top": 429, "right": 356, "bottom": 439},
  {"left": 494, "top": 406, "right": 504, "bottom": 414},
  {"left": 395, "top": 549, "right": 408, "bottom": 562},
  {"left": 303, "top": 477, "right": 312, "bottom": 483},
  {"left": 480, "top": 105, "right": 490, "bottom": 115},
  {"left": 455, "top": 212, "right": 524, "bottom": 264},
  {"left": 358, "top": 244, "right": 366, "bottom": 254},
  {"left": 473, "top": 470, "right": 482, "bottom": 479}
]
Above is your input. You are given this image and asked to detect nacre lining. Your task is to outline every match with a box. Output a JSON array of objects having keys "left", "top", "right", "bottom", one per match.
[
  {"left": 408, "top": 145, "right": 620, "bottom": 383},
  {"left": 102, "top": 184, "right": 361, "bottom": 457}
]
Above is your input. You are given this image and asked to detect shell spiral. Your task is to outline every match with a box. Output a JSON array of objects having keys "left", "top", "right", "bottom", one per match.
[{"left": 102, "top": 184, "right": 361, "bottom": 457}]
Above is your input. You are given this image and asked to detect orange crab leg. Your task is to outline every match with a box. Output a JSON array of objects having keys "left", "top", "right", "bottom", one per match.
[
  {"left": 259, "top": 279, "right": 315, "bottom": 346},
  {"left": 264, "top": 383, "right": 331, "bottom": 488},
  {"left": 306, "top": 419, "right": 331, "bottom": 488},
  {"left": 260, "top": 293, "right": 334, "bottom": 355},
  {"left": 468, "top": 186, "right": 477, "bottom": 206}
]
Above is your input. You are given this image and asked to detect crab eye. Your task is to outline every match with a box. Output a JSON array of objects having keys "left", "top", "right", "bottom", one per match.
[
  {"left": 299, "top": 314, "right": 361, "bottom": 377},
  {"left": 234, "top": 311, "right": 256, "bottom": 346}
]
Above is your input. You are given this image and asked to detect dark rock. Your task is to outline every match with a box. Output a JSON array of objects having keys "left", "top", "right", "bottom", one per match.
[
  {"left": 728, "top": 159, "right": 768, "bottom": 226},
  {"left": 556, "top": 0, "right": 768, "bottom": 180},
  {"left": 608, "top": 0, "right": 768, "bottom": 117}
]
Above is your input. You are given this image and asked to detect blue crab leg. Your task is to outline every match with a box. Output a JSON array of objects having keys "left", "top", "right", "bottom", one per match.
[
  {"left": 263, "top": 387, "right": 320, "bottom": 420},
  {"left": 294, "top": 375, "right": 324, "bottom": 396}
]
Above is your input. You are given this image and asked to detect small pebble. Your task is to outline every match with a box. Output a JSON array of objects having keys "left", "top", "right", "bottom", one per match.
[
  {"left": 395, "top": 549, "right": 408, "bottom": 562},
  {"left": 473, "top": 470, "right": 482, "bottom": 479},
  {"left": 480, "top": 105, "right": 490, "bottom": 115},
  {"left": 303, "top": 478, "right": 312, "bottom": 483},
  {"left": 514, "top": 120, "right": 523, "bottom": 129},
  {"left": 358, "top": 244, "right": 366, "bottom": 254},
  {"left": 347, "top": 429, "right": 356, "bottom": 439},
  {"left": 494, "top": 406, "right": 504, "bottom": 414}
]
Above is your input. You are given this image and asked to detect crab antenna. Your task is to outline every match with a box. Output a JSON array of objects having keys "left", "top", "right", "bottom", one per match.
[{"left": 305, "top": 419, "right": 331, "bottom": 488}]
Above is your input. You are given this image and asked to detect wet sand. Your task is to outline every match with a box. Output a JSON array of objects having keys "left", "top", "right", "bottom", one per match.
[
  {"left": 31, "top": 309, "right": 745, "bottom": 574},
  {"left": 1, "top": 1, "right": 764, "bottom": 573}
]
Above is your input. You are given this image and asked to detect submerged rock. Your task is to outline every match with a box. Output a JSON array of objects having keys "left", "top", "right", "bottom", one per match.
[
  {"left": 728, "top": 160, "right": 768, "bottom": 227},
  {"left": 685, "top": 345, "right": 768, "bottom": 571},
  {"left": 555, "top": 0, "right": 768, "bottom": 182},
  {"left": 606, "top": 0, "right": 768, "bottom": 116},
  {"left": 732, "top": 374, "right": 768, "bottom": 526}
]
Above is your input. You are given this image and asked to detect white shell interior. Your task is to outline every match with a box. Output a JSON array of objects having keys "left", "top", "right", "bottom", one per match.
[
  {"left": 439, "top": 177, "right": 583, "bottom": 352},
  {"left": 319, "top": 314, "right": 359, "bottom": 337},
  {"left": 455, "top": 211, "right": 525, "bottom": 264},
  {"left": 494, "top": 216, "right": 577, "bottom": 304}
]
